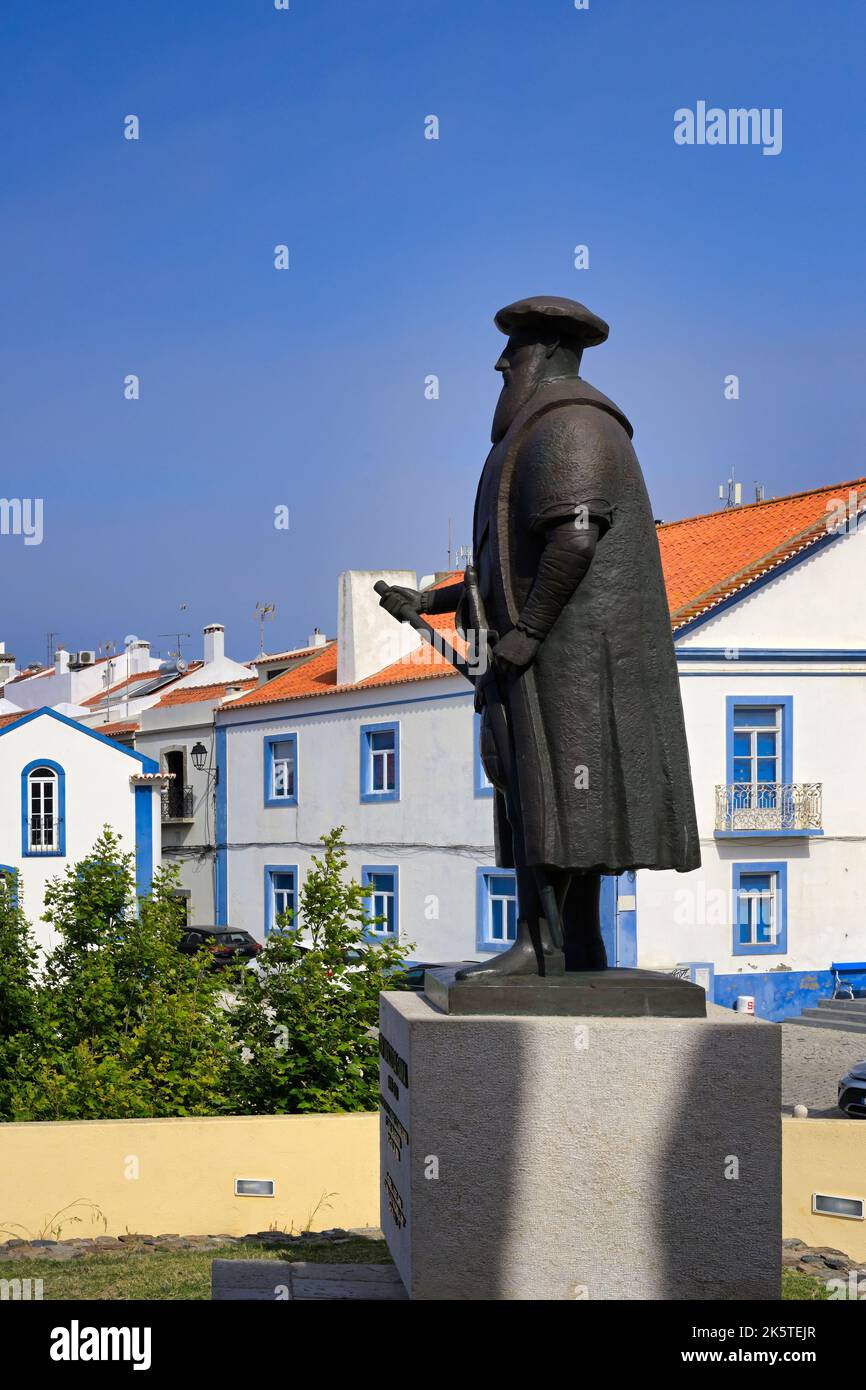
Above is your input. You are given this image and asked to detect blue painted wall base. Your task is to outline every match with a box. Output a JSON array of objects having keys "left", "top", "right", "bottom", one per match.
[{"left": 712, "top": 969, "right": 837, "bottom": 1022}]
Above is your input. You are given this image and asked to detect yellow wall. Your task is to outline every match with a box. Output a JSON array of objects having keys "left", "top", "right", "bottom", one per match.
[
  {"left": 783, "top": 1116, "right": 866, "bottom": 1259},
  {"left": 3, "top": 1110, "right": 862, "bottom": 1252},
  {"left": 0, "top": 1113, "right": 380, "bottom": 1240}
]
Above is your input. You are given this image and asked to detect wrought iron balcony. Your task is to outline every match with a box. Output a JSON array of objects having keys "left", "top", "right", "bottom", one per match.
[
  {"left": 161, "top": 785, "right": 195, "bottom": 822},
  {"left": 26, "top": 816, "right": 59, "bottom": 853},
  {"left": 715, "top": 783, "right": 822, "bottom": 833}
]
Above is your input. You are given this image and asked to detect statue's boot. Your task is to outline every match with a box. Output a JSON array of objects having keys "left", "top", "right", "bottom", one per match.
[
  {"left": 456, "top": 918, "right": 565, "bottom": 981},
  {"left": 564, "top": 924, "right": 608, "bottom": 972}
]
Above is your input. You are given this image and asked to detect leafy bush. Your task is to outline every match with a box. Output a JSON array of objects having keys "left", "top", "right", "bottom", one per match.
[
  {"left": 228, "top": 827, "right": 409, "bottom": 1113},
  {"left": 0, "top": 872, "right": 39, "bottom": 1118},
  {"left": 9, "top": 829, "right": 236, "bottom": 1121},
  {"left": 1, "top": 825, "right": 410, "bottom": 1121}
]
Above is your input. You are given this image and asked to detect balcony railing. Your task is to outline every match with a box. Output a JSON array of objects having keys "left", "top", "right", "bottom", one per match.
[
  {"left": 715, "top": 782, "right": 822, "bottom": 833},
  {"left": 161, "top": 786, "right": 195, "bottom": 821},
  {"left": 26, "top": 816, "right": 59, "bottom": 853}
]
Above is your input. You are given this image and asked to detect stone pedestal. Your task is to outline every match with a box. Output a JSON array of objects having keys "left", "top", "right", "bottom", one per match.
[{"left": 379, "top": 990, "right": 781, "bottom": 1300}]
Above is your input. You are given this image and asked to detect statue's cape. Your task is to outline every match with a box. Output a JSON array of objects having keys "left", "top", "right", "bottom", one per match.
[{"left": 472, "top": 374, "right": 699, "bottom": 876}]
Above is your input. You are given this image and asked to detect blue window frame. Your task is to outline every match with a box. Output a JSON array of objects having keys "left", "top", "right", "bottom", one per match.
[
  {"left": 474, "top": 713, "right": 494, "bottom": 798},
  {"left": 264, "top": 864, "right": 298, "bottom": 935},
  {"left": 732, "top": 862, "right": 788, "bottom": 956},
  {"left": 21, "top": 758, "right": 66, "bottom": 857},
  {"left": 726, "top": 696, "right": 792, "bottom": 789},
  {"left": 264, "top": 733, "right": 298, "bottom": 807},
  {"left": 476, "top": 868, "right": 518, "bottom": 953},
  {"left": 362, "top": 866, "right": 398, "bottom": 939},
  {"left": 0, "top": 866, "right": 18, "bottom": 906},
  {"left": 360, "top": 722, "right": 400, "bottom": 803}
]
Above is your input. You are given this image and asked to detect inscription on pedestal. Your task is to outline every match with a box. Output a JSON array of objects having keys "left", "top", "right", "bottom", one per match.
[
  {"left": 383, "top": 1172, "right": 406, "bottom": 1230},
  {"left": 379, "top": 1035, "right": 409, "bottom": 1086},
  {"left": 379, "top": 1029, "right": 411, "bottom": 1248},
  {"left": 381, "top": 1093, "right": 409, "bottom": 1160}
]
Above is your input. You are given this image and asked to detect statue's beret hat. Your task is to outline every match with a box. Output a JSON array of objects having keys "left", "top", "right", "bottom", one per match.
[{"left": 494, "top": 295, "right": 609, "bottom": 348}]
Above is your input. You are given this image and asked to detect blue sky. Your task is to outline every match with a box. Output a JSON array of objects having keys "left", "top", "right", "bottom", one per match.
[{"left": 1, "top": 0, "right": 863, "bottom": 664}]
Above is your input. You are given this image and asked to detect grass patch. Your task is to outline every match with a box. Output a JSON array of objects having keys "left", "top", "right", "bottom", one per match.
[
  {"left": 6, "top": 1246, "right": 826, "bottom": 1301},
  {"left": 781, "top": 1270, "right": 832, "bottom": 1300},
  {"left": 2, "top": 1238, "right": 392, "bottom": 1301}
]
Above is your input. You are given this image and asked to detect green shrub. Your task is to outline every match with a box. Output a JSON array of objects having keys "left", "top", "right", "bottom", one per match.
[{"left": 228, "top": 827, "right": 409, "bottom": 1113}]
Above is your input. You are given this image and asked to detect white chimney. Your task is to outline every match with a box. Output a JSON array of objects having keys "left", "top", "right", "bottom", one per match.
[
  {"left": 337, "top": 571, "right": 421, "bottom": 687},
  {"left": 55, "top": 647, "right": 70, "bottom": 675},
  {"left": 127, "top": 640, "right": 151, "bottom": 675},
  {"left": 308, "top": 628, "right": 327, "bottom": 649},
  {"left": 203, "top": 624, "right": 225, "bottom": 666}
]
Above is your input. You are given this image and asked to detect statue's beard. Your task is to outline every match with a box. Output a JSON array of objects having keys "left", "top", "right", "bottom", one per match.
[{"left": 490, "top": 372, "right": 539, "bottom": 443}]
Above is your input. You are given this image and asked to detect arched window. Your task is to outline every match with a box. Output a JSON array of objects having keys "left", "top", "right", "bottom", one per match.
[{"left": 21, "top": 759, "right": 65, "bottom": 856}]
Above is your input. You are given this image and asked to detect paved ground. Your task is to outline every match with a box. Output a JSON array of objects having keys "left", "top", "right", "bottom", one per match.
[{"left": 782, "top": 1022, "right": 866, "bottom": 1116}]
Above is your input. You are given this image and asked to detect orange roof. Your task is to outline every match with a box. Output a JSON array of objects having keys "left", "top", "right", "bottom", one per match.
[
  {"left": 255, "top": 643, "right": 330, "bottom": 664},
  {"left": 0, "top": 712, "right": 23, "bottom": 728},
  {"left": 157, "top": 479, "right": 866, "bottom": 716},
  {"left": 152, "top": 678, "right": 257, "bottom": 708},
  {"left": 658, "top": 477, "right": 866, "bottom": 629},
  {"left": 90, "top": 720, "right": 139, "bottom": 737},
  {"left": 229, "top": 605, "right": 471, "bottom": 710}
]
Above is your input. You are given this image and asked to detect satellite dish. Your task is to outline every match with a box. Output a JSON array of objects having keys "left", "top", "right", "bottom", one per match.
[
  {"left": 123, "top": 634, "right": 139, "bottom": 648},
  {"left": 176, "top": 659, "right": 188, "bottom": 673}
]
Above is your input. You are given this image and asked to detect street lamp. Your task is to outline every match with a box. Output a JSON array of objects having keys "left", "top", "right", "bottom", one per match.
[{"left": 191, "top": 741, "right": 208, "bottom": 772}]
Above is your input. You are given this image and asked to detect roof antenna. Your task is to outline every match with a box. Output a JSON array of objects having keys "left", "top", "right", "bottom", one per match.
[
  {"left": 254, "top": 602, "right": 276, "bottom": 657},
  {"left": 159, "top": 604, "right": 190, "bottom": 663},
  {"left": 719, "top": 469, "right": 742, "bottom": 508},
  {"left": 754, "top": 482, "right": 765, "bottom": 503}
]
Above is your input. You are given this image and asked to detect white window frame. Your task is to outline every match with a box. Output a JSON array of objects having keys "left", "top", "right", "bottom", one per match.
[
  {"left": 737, "top": 874, "right": 778, "bottom": 947},
  {"left": 28, "top": 766, "right": 59, "bottom": 852},
  {"left": 271, "top": 740, "right": 296, "bottom": 800}
]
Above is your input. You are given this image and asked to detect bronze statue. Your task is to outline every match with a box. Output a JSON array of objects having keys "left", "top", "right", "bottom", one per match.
[{"left": 378, "top": 297, "right": 699, "bottom": 981}]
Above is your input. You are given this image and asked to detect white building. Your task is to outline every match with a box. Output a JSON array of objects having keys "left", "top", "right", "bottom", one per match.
[
  {"left": 134, "top": 624, "right": 259, "bottom": 925},
  {"left": 637, "top": 476, "right": 866, "bottom": 1018},
  {"left": 0, "top": 707, "right": 164, "bottom": 952},
  {"left": 4, "top": 642, "right": 163, "bottom": 713},
  {"left": 214, "top": 477, "right": 866, "bottom": 1019}
]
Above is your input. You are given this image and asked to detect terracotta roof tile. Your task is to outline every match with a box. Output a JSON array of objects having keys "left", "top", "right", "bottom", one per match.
[
  {"left": 218, "top": 477, "right": 866, "bottom": 713},
  {"left": 89, "top": 720, "right": 139, "bottom": 737},
  {"left": 658, "top": 476, "right": 866, "bottom": 628},
  {"left": 152, "top": 678, "right": 257, "bottom": 708}
]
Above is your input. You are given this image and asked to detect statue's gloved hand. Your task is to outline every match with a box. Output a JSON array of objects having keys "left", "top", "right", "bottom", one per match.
[
  {"left": 491, "top": 625, "right": 540, "bottom": 674},
  {"left": 378, "top": 585, "right": 426, "bottom": 621}
]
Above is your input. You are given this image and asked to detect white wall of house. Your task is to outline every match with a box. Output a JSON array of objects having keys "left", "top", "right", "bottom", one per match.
[
  {"left": 136, "top": 705, "right": 223, "bottom": 927},
  {"left": 0, "top": 713, "right": 161, "bottom": 953},
  {"left": 221, "top": 676, "right": 501, "bottom": 959},
  {"left": 636, "top": 666, "right": 866, "bottom": 974},
  {"left": 638, "top": 522, "right": 866, "bottom": 990},
  {"left": 7, "top": 648, "right": 161, "bottom": 713}
]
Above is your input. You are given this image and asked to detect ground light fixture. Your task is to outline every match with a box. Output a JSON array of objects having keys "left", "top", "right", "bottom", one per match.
[
  {"left": 812, "top": 1192, "right": 864, "bottom": 1220},
  {"left": 234, "top": 1179, "right": 275, "bottom": 1198}
]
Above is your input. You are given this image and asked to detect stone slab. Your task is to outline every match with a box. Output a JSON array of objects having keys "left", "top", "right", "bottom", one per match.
[
  {"left": 424, "top": 965, "right": 706, "bottom": 1017},
  {"left": 212, "top": 1258, "right": 406, "bottom": 1301},
  {"left": 379, "top": 991, "right": 781, "bottom": 1300}
]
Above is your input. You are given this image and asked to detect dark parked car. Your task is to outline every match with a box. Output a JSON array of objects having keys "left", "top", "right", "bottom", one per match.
[
  {"left": 179, "top": 925, "right": 262, "bottom": 967},
  {"left": 838, "top": 1062, "right": 866, "bottom": 1117},
  {"left": 402, "top": 961, "right": 479, "bottom": 990}
]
